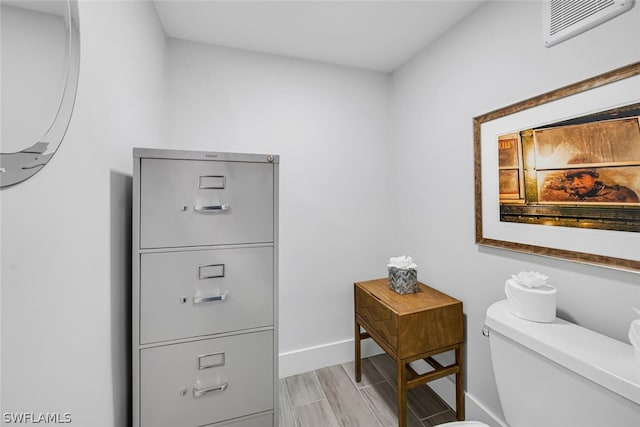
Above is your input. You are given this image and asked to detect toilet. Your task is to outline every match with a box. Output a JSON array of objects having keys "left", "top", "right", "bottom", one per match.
[{"left": 438, "top": 299, "right": 640, "bottom": 427}]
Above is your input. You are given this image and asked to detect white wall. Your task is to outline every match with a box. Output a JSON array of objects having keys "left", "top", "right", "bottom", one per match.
[
  {"left": 391, "top": 1, "right": 640, "bottom": 424},
  {"left": 2, "top": 1, "right": 638, "bottom": 425},
  {"left": 166, "top": 39, "right": 394, "bottom": 376},
  {"left": 1, "top": 12, "right": 394, "bottom": 423},
  {"left": 1, "top": 1, "right": 166, "bottom": 425}
]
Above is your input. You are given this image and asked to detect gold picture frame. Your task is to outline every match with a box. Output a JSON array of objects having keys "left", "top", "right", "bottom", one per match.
[{"left": 474, "top": 62, "right": 640, "bottom": 272}]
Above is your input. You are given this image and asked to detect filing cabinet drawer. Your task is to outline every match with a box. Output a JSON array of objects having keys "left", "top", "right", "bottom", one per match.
[
  {"left": 140, "top": 330, "right": 274, "bottom": 427},
  {"left": 206, "top": 413, "right": 272, "bottom": 426},
  {"left": 140, "top": 158, "right": 274, "bottom": 248},
  {"left": 140, "top": 246, "right": 274, "bottom": 344}
]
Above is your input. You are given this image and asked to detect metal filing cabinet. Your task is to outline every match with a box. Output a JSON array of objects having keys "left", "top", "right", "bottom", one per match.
[{"left": 132, "top": 148, "right": 279, "bottom": 427}]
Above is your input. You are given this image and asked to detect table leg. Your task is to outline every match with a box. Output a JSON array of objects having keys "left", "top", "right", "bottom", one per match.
[
  {"left": 355, "top": 321, "right": 362, "bottom": 383},
  {"left": 397, "top": 358, "right": 407, "bottom": 427},
  {"left": 455, "top": 344, "right": 465, "bottom": 420}
]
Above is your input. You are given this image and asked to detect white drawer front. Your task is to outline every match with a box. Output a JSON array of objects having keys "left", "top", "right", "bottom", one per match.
[
  {"left": 140, "top": 331, "right": 274, "bottom": 427},
  {"left": 140, "top": 158, "right": 274, "bottom": 248},
  {"left": 140, "top": 246, "right": 273, "bottom": 344}
]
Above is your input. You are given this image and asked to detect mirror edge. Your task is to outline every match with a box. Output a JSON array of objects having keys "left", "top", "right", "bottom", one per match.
[{"left": 0, "top": 0, "right": 81, "bottom": 189}]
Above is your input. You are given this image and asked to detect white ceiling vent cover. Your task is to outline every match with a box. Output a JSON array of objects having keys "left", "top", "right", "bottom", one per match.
[{"left": 543, "top": 0, "right": 635, "bottom": 47}]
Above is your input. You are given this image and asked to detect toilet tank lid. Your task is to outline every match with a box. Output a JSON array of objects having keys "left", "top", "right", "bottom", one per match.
[{"left": 486, "top": 299, "right": 640, "bottom": 406}]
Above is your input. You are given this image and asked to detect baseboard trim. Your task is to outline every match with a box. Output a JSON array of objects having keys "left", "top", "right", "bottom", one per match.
[{"left": 279, "top": 338, "right": 383, "bottom": 378}]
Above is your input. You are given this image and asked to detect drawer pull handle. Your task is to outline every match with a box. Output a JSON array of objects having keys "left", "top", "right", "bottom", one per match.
[
  {"left": 193, "top": 292, "right": 228, "bottom": 304},
  {"left": 193, "top": 383, "right": 228, "bottom": 397},
  {"left": 194, "top": 204, "right": 229, "bottom": 212}
]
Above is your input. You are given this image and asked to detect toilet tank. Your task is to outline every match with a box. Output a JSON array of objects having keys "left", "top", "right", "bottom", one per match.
[{"left": 485, "top": 300, "right": 640, "bottom": 427}]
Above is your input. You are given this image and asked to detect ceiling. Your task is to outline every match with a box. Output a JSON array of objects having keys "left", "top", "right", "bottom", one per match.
[{"left": 153, "top": 0, "right": 484, "bottom": 73}]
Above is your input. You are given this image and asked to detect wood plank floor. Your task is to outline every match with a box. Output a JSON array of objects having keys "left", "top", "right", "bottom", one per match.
[{"left": 279, "top": 353, "right": 458, "bottom": 427}]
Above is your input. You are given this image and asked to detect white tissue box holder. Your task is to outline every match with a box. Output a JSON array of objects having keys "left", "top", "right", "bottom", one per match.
[
  {"left": 388, "top": 267, "right": 418, "bottom": 295},
  {"left": 505, "top": 279, "right": 557, "bottom": 323}
]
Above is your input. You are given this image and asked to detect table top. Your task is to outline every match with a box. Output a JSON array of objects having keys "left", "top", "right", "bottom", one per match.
[{"left": 355, "top": 278, "right": 462, "bottom": 316}]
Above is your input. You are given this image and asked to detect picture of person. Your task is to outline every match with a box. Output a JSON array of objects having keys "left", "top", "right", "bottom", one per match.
[
  {"left": 497, "top": 108, "right": 640, "bottom": 232},
  {"left": 564, "top": 168, "right": 639, "bottom": 202},
  {"left": 540, "top": 154, "right": 639, "bottom": 203}
]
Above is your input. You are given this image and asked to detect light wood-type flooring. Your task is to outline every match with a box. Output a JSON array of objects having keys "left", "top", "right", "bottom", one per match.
[{"left": 279, "top": 353, "right": 458, "bottom": 427}]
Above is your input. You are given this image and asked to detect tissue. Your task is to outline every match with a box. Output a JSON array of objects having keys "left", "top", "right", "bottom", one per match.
[
  {"left": 505, "top": 271, "right": 556, "bottom": 323},
  {"left": 387, "top": 255, "right": 418, "bottom": 270},
  {"left": 511, "top": 271, "right": 549, "bottom": 288},
  {"left": 387, "top": 255, "right": 418, "bottom": 294}
]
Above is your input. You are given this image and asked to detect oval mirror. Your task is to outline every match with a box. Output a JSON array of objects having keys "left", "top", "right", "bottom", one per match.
[{"left": 0, "top": 0, "right": 80, "bottom": 188}]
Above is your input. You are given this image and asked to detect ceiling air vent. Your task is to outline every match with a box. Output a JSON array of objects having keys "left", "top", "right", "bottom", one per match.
[{"left": 543, "top": 0, "right": 635, "bottom": 47}]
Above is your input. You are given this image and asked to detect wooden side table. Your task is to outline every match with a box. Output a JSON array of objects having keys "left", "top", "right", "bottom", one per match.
[{"left": 354, "top": 278, "right": 464, "bottom": 427}]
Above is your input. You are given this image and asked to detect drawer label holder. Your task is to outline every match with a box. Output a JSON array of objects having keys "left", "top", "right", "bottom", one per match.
[{"left": 198, "top": 351, "right": 225, "bottom": 370}]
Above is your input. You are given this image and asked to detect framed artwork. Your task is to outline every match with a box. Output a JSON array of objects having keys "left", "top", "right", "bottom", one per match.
[{"left": 474, "top": 62, "right": 640, "bottom": 272}]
